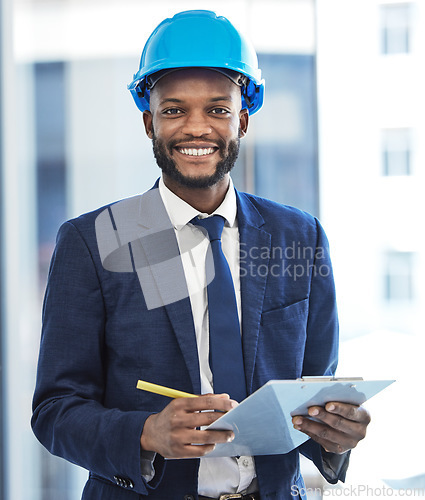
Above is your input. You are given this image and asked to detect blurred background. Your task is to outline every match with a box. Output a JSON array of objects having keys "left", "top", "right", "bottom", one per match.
[{"left": 1, "top": 0, "right": 424, "bottom": 498}]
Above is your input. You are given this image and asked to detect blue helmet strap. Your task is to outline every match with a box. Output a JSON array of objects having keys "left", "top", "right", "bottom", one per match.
[
  {"left": 242, "top": 80, "right": 259, "bottom": 110},
  {"left": 145, "top": 67, "right": 250, "bottom": 92},
  {"left": 136, "top": 78, "right": 148, "bottom": 98},
  {"left": 136, "top": 69, "right": 257, "bottom": 111},
  {"left": 242, "top": 85, "right": 253, "bottom": 109}
]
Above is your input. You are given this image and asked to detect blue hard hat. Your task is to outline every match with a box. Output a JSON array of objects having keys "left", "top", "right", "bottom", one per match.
[{"left": 128, "top": 10, "right": 265, "bottom": 115}]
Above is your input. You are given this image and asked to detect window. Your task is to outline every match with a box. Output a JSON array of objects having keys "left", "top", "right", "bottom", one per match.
[
  {"left": 381, "top": 128, "right": 412, "bottom": 176},
  {"left": 251, "top": 54, "right": 319, "bottom": 216},
  {"left": 384, "top": 251, "right": 415, "bottom": 302},
  {"left": 380, "top": 3, "right": 412, "bottom": 55}
]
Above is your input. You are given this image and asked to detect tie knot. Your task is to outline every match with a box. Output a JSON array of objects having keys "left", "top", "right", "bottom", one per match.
[{"left": 191, "top": 215, "right": 225, "bottom": 241}]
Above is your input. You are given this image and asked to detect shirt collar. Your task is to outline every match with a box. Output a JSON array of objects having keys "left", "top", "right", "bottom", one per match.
[{"left": 158, "top": 176, "right": 237, "bottom": 231}]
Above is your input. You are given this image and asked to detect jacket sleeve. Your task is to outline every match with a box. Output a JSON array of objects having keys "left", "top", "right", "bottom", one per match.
[
  {"left": 299, "top": 217, "right": 350, "bottom": 483},
  {"left": 31, "top": 221, "right": 165, "bottom": 495}
]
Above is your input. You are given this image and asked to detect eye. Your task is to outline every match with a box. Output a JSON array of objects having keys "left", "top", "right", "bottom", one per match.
[
  {"left": 163, "top": 108, "right": 183, "bottom": 115},
  {"left": 211, "top": 107, "right": 230, "bottom": 115}
]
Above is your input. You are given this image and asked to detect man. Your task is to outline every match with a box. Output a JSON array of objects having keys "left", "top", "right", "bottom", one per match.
[{"left": 32, "top": 10, "right": 370, "bottom": 500}]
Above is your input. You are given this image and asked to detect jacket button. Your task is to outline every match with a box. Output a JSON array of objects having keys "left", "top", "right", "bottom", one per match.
[{"left": 114, "top": 476, "right": 134, "bottom": 489}]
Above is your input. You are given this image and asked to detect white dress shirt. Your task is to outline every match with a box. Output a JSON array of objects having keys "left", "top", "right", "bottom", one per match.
[{"left": 158, "top": 176, "right": 256, "bottom": 497}]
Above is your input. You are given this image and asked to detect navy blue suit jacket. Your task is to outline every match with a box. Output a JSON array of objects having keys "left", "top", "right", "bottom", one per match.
[{"left": 32, "top": 184, "right": 347, "bottom": 499}]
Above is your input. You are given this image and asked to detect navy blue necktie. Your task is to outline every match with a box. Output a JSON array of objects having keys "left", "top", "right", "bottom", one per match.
[{"left": 191, "top": 215, "right": 247, "bottom": 402}]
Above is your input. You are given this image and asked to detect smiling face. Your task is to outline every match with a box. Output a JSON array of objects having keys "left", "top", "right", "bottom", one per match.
[{"left": 143, "top": 68, "right": 249, "bottom": 190}]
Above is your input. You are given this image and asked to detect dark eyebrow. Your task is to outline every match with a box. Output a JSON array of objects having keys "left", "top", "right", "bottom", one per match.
[
  {"left": 158, "top": 96, "right": 233, "bottom": 106},
  {"left": 159, "top": 98, "right": 183, "bottom": 106},
  {"left": 210, "top": 96, "right": 233, "bottom": 103}
]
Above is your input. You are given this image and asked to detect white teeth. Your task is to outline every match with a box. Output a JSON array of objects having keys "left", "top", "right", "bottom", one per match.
[{"left": 178, "top": 147, "right": 215, "bottom": 156}]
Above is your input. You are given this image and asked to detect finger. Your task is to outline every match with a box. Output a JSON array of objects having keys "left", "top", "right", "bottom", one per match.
[
  {"left": 184, "top": 428, "right": 235, "bottom": 446},
  {"left": 169, "top": 443, "right": 217, "bottom": 459},
  {"left": 298, "top": 406, "right": 367, "bottom": 440},
  {"left": 173, "top": 394, "right": 238, "bottom": 414},
  {"left": 161, "top": 440, "right": 217, "bottom": 459},
  {"left": 166, "top": 440, "right": 236, "bottom": 459},
  {"left": 292, "top": 417, "right": 357, "bottom": 453},
  {"left": 325, "top": 402, "right": 371, "bottom": 424},
  {"left": 178, "top": 408, "right": 231, "bottom": 429},
  {"left": 162, "top": 429, "right": 235, "bottom": 459}
]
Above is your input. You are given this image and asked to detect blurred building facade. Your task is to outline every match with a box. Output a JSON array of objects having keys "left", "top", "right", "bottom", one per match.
[
  {"left": 317, "top": 0, "right": 424, "bottom": 342},
  {"left": 316, "top": 0, "right": 425, "bottom": 490}
]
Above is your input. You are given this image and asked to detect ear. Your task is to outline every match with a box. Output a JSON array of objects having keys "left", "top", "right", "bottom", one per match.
[
  {"left": 238, "top": 109, "right": 249, "bottom": 138},
  {"left": 143, "top": 111, "right": 154, "bottom": 139}
]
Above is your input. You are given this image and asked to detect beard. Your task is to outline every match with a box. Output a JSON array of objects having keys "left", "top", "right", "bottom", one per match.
[{"left": 152, "top": 130, "right": 241, "bottom": 189}]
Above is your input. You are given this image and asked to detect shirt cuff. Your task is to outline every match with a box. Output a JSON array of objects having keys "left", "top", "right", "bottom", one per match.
[
  {"left": 140, "top": 449, "right": 156, "bottom": 482},
  {"left": 321, "top": 448, "right": 351, "bottom": 482}
]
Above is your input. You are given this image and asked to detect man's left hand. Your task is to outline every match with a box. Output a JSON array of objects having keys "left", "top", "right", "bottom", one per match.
[{"left": 292, "top": 402, "right": 371, "bottom": 454}]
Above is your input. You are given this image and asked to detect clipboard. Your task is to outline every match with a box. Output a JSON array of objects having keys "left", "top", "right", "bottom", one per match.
[{"left": 205, "top": 377, "right": 394, "bottom": 457}]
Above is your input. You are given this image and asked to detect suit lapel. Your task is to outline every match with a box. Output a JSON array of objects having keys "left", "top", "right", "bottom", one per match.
[
  {"left": 136, "top": 185, "right": 201, "bottom": 394},
  {"left": 236, "top": 191, "right": 271, "bottom": 394},
  {"left": 162, "top": 299, "right": 201, "bottom": 395},
  {"left": 130, "top": 185, "right": 271, "bottom": 396}
]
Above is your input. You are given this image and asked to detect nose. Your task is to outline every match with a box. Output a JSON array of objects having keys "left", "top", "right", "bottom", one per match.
[{"left": 181, "top": 110, "right": 212, "bottom": 137}]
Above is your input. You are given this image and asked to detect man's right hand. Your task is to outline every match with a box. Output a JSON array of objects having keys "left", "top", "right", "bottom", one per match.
[{"left": 140, "top": 393, "right": 237, "bottom": 458}]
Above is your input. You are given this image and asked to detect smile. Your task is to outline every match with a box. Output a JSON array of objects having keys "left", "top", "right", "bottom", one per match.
[{"left": 177, "top": 147, "right": 216, "bottom": 157}]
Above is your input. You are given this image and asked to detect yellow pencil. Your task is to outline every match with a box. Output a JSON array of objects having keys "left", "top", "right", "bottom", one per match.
[{"left": 136, "top": 380, "right": 198, "bottom": 399}]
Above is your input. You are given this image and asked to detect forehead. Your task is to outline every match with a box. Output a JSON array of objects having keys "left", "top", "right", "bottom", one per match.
[{"left": 150, "top": 68, "right": 241, "bottom": 107}]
